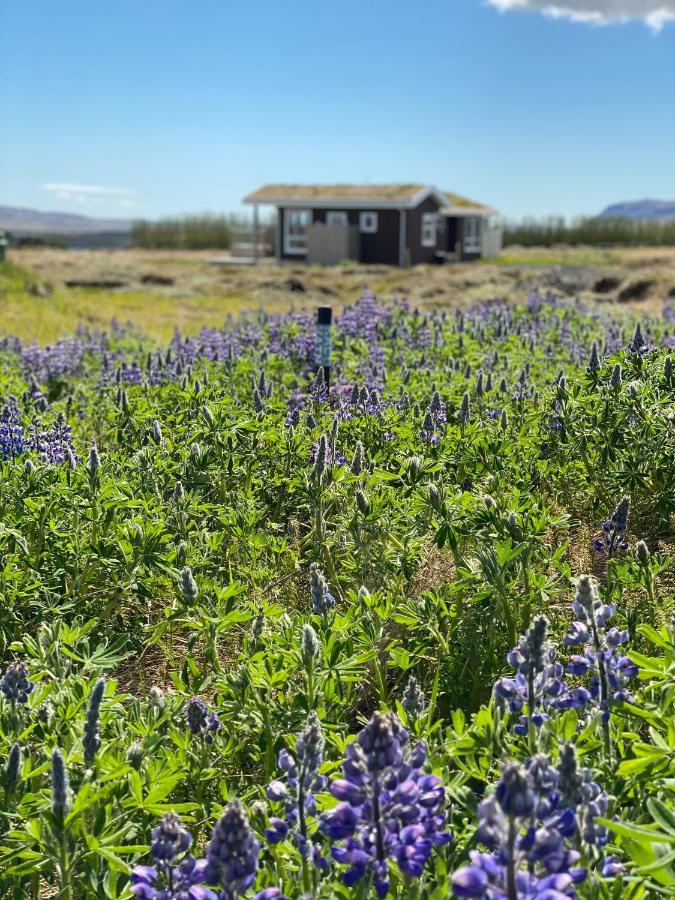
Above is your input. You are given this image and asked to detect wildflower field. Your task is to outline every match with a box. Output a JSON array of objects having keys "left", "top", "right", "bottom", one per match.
[{"left": 0, "top": 286, "right": 674, "bottom": 899}]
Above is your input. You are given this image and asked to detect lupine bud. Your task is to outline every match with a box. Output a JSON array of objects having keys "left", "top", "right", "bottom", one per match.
[
  {"left": 401, "top": 675, "right": 426, "bottom": 720},
  {"left": 86, "top": 444, "right": 100, "bottom": 475},
  {"left": 83, "top": 678, "right": 105, "bottom": 768},
  {"left": 500, "top": 409, "right": 508, "bottom": 431},
  {"left": 665, "top": 355, "right": 673, "bottom": 381},
  {"left": 588, "top": 342, "right": 600, "bottom": 374},
  {"left": 355, "top": 488, "right": 369, "bottom": 516},
  {"left": 301, "top": 624, "right": 320, "bottom": 665},
  {"left": 636, "top": 540, "right": 650, "bottom": 565},
  {"left": 5, "top": 742, "right": 21, "bottom": 790},
  {"left": 351, "top": 441, "right": 365, "bottom": 475},
  {"left": 610, "top": 363, "right": 622, "bottom": 389},
  {"left": 181, "top": 567, "right": 198, "bottom": 602},
  {"left": 126, "top": 742, "right": 145, "bottom": 770},
  {"left": 65, "top": 447, "right": 77, "bottom": 469},
  {"left": 149, "top": 686, "right": 165, "bottom": 709},
  {"left": 120, "top": 388, "right": 130, "bottom": 413},
  {"left": 458, "top": 392, "right": 471, "bottom": 425},
  {"left": 24, "top": 459, "right": 35, "bottom": 474},
  {"left": 495, "top": 761, "right": 534, "bottom": 817},
  {"left": 173, "top": 481, "right": 185, "bottom": 503},
  {"left": 499, "top": 377, "right": 508, "bottom": 394},
  {"left": 51, "top": 748, "right": 70, "bottom": 818},
  {"left": 201, "top": 404, "right": 214, "bottom": 426}
]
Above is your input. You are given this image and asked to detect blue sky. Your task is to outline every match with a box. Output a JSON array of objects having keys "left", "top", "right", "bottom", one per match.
[{"left": 1, "top": 0, "right": 674, "bottom": 220}]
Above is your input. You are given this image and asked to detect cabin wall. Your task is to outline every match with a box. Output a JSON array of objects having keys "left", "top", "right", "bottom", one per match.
[{"left": 406, "top": 196, "right": 442, "bottom": 265}]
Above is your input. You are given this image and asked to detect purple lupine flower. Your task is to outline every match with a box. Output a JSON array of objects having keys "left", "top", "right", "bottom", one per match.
[
  {"left": 593, "top": 496, "right": 630, "bottom": 557},
  {"left": 494, "top": 616, "right": 567, "bottom": 740},
  {"left": 203, "top": 801, "right": 260, "bottom": 899},
  {"left": 131, "top": 812, "right": 216, "bottom": 899},
  {"left": 564, "top": 575, "right": 637, "bottom": 722},
  {"left": 82, "top": 678, "right": 105, "bottom": 768},
  {"left": 451, "top": 760, "right": 586, "bottom": 899},
  {"left": 309, "top": 564, "right": 335, "bottom": 616},
  {"left": 0, "top": 661, "right": 35, "bottom": 704},
  {"left": 264, "top": 711, "right": 328, "bottom": 869},
  {"left": 185, "top": 697, "right": 221, "bottom": 744},
  {"left": 321, "top": 711, "right": 450, "bottom": 896}
]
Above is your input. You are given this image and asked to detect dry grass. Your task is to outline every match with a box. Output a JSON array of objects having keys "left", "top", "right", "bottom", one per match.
[{"left": 2, "top": 244, "right": 674, "bottom": 343}]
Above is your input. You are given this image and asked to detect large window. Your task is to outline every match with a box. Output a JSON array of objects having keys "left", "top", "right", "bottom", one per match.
[
  {"left": 359, "top": 211, "right": 378, "bottom": 233},
  {"left": 284, "top": 209, "right": 311, "bottom": 255},
  {"left": 421, "top": 212, "right": 438, "bottom": 247},
  {"left": 463, "top": 218, "right": 481, "bottom": 253},
  {"left": 326, "top": 211, "right": 348, "bottom": 226}
]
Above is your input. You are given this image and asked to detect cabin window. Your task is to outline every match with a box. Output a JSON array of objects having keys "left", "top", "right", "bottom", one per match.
[
  {"left": 463, "top": 218, "right": 481, "bottom": 253},
  {"left": 326, "top": 211, "right": 348, "bottom": 226},
  {"left": 284, "top": 209, "right": 311, "bottom": 254},
  {"left": 359, "top": 212, "right": 378, "bottom": 233},
  {"left": 421, "top": 212, "right": 438, "bottom": 247}
]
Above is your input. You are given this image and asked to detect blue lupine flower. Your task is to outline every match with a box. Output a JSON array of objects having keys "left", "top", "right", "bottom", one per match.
[
  {"left": 564, "top": 575, "right": 637, "bottom": 717},
  {"left": 264, "top": 711, "right": 328, "bottom": 869},
  {"left": 83, "top": 677, "right": 105, "bottom": 768},
  {"left": 204, "top": 801, "right": 260, "bottom": 899},
  {"left": 494, "top": 616, "right": 567, "bottom": 737},
  {"left": 451, "top": 759, "right": 586, "bottom": 899},
  {"left": 321, "top": 711, "right": 450, "bottom": 896},
  {"left": 131, "top": 812, "right": 216, "bottom": 899},
  {"left": 185, "top": 697, "right": 221, "bottom": 744},
  {"left": 593, "top": 496, "right": 630, "bottom": 557},
  {"left": 309, "top": 564, "right": 336, "bottom": 616},
  {"left": 0, "top": 661, "right": 35, "bottom": 704}
]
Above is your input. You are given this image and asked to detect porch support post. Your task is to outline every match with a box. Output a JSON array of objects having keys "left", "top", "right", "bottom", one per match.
[
  {"left": 398, "top": 209, "right": 407, "bottom": 267},
  {"left": 275, "top": 208, "right": 282, "bottom": 262},
  {"left": 253, "top": 203, "right": 259, "bottom": 265}
]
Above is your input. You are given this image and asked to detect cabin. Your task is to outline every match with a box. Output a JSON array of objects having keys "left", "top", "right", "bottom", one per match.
[{"left": 242, "top": 183, "right": 500, "bottom": 266}]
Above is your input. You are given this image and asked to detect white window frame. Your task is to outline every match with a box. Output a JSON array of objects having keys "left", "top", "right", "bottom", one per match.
[
  {"left": 463, "top": 217, "right": 481, "bottom": 253},
  {"left": 359, "top": 211, "right": 378, "bottom": 234},
  {"left": 283, "top": 209, "right": 311, "bottom": 255},
  {"left": 326, "top": 211, "right": 348, "bottom": 226},
  {"left": 421, "top": 212, "right": 438, "bottom": 247}
]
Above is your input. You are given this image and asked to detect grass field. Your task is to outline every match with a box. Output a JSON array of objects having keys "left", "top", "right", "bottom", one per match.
[{"left": 2, "top": 245, "right": 675, "bottom": 343}]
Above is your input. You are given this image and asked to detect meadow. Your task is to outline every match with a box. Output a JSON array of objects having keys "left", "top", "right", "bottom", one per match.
[{"left": 0, "top": 271, "right": 674, "bottom": 899}]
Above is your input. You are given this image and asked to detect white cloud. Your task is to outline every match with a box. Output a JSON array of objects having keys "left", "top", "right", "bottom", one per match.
[
  {"left": 42, "top": 182, "right": 135, "bottom": 205},
  {"left": 487, "top": 0, "right": 675, "bottom": 29}
]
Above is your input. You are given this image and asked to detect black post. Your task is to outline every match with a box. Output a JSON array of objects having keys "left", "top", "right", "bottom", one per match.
[{"left": 316, "top": 306, "right": 333, "bottom": 391}]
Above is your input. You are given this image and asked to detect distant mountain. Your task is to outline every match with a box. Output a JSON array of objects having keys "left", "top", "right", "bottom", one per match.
[
  {"left": 599, "top": 199, "right": 675, "bottom": 222},
  {"left": 0, "top": 205, "right": 131, "bottom": 234}
]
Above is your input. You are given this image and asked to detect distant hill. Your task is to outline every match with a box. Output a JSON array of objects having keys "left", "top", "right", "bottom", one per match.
[
  {"left": 0, "top": 205, "right": 131, "bottom": 235},
  {"left": 599, "top": 199, "right": 675, "bottom": 222}
]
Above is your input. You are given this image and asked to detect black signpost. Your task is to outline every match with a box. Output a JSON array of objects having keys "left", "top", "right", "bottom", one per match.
[{"left": 315, "top": 306, "right": 333, "bottom": 389}]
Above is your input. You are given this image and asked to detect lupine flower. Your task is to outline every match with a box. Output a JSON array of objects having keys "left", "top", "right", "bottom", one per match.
[
  {"left": 264, "top": 711, "right": 328, "bottom": 871},
  {"left": 204, "top": 801, "right": 261, "bottom": 899},
  {"left": 185, "top": 697, "right": 221, "bottom": 744},
  {"left": 0, "top": 661, "right": 35, "bottom": 704},
  {"left": 51, "top": 748, "right": 71, "bottom": 818},
  {"left": 131, "top": 812, "right": 216, "bottom": 899},
  {"left": 629, "top": 322, "right": 647, "bottom": 354},
  {"left": 83, "top": 677, "right": 105, "bottom": 768},
  {"left": 494, "top": 617, "right": 567, "bottom": 740},
  {"left": 593, "top": 496, "right": 630, "bottom": 557},
  {"left": 565, "top": 575, "right": 636, "bottom": 732},
  {"left": 609, "top": 363, "right": 622, "bottom": 389},
  {"left": 451, "top": 761, "right": 585, "bottom": 899},
  {"left": 321, "top": 711, "right": 449, "bottom": 896},
  {"left": 309, "top": 564, "right": 335, "bottom": 616}
]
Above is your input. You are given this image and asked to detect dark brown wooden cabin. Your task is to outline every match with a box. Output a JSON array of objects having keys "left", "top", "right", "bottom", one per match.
[{"left": 243, "top": 184, "right": 499, "bottom": 266}]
